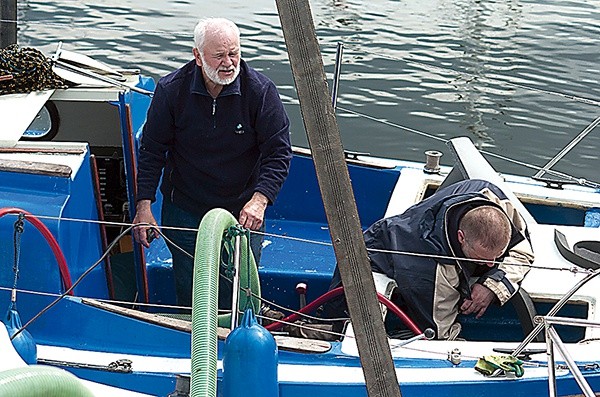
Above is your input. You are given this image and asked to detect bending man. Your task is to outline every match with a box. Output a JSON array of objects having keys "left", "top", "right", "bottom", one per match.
[{"left": 328, "top": 179, "right": 535, "bottom": 340}]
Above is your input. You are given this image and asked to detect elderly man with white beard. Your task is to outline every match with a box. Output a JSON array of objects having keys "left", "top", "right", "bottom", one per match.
[{"left": 133, "top": 17, "right": 292, "bottom": 311}]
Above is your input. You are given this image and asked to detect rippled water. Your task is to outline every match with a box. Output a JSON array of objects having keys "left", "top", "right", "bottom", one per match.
[{"left": 15, "top": 0, "right": 600, "bottom": 183}]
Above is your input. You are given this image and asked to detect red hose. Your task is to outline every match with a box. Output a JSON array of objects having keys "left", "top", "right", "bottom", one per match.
[
  {"left": 0, "top": 208, "right": 73, "bottom": 295},
  {"left": 265, "top": 286, "right": 422, "bottom": 335}
]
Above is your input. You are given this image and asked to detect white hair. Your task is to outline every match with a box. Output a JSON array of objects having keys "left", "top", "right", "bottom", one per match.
[{"left": 193, "top": 18, "right": 240, "bottom": 51}]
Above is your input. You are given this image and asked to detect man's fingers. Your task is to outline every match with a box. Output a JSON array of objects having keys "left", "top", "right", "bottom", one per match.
[
  {"left": 246, "top": 219, "right": 258, "bottom": 230},
  {"left": 476, "top": 306, "right": 487, "bottom": 319},
  {"left": 463, "top": 306, "right": 475, "bottom": 315},
  {"left": 247, "top": 217, "right": 261, "bottom": 230},
  {"left": 461, "top": 299, "right": 484, "bottom": 316},
  {"left": 461, "top": 301, "right": 488, "bottom": 318},
  {"left": 133, "top": 226, "right": 142, "bottom": 242},
  {"left": 239, "top": 212, "right": 263, "bottom": 231},
  {"left": 460, "top": 299, "right": 472, "bottom": 312},
  {"left": 139, "top": 228, "right": 149, "bottom": 248},
  {"left": 133, "top": 225, "right": 152, "bottom": 248}
]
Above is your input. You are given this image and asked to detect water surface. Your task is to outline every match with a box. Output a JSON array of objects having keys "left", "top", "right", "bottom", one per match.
[{"left": 16, "top": 0, "right": 600, "bottom": 183}]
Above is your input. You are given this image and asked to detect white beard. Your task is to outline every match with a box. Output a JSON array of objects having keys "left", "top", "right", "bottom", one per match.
[{"left": 200, "top": 53, "right": 240, "bottom": 85}]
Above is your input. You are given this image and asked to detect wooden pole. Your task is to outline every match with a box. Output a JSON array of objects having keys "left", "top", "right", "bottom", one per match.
[
  {"left": 275, "top": 1, "right": 403, "bottom": 396},
  {"left": 1, "top": 0, "right": 17, "bottom": 48}
]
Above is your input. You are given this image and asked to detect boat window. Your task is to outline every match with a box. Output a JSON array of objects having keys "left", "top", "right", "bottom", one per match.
[{"left": 22, "top": 101, "right": 60, "bottom": 141}]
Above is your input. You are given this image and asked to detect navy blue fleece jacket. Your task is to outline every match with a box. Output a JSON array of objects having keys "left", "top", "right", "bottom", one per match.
[{"left": 136, "top": 59, "right": 292, "bottom": 217}]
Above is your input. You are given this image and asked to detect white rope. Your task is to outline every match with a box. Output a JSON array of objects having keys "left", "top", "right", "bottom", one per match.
[
  {"left": 1, "top": 212, "right": 593, "bottom": 275},
  {"left": 335, "top": 105, "right": 600, "bottom": 188}
]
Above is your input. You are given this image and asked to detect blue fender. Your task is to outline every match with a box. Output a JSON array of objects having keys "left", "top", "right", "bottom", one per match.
[{"left": 222, "top": 308, "right": 279, "bottom": 397}]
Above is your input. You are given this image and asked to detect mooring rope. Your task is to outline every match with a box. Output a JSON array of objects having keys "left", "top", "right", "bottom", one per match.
[
  {"left": 336, "top": 105, "right": 600, "bottom": 189},
  {"left": 1, "top": 210, "right": 596, "bottom": 352}
]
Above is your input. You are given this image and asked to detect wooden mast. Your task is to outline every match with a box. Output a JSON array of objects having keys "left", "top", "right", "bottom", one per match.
[{"left": 276, "top": 1, "right": 403, "bottom": 396}]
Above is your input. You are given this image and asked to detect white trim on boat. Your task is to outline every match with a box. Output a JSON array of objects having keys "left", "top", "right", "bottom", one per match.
[
  {"left": 277, "top": 363, "right": 566, "bottom": 384},
  {"left": 1, "top": 327, "right": 150, "bottom": 396},
  {"left": 37, "top": 343, "right": 572, "bottom": 386},
  {"left": 37, "top": 344, "right": 191, "bottom": 374}
]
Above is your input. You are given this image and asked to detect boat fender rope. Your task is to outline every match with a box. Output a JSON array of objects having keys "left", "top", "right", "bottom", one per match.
[
  {"left": 223, "top": 225, "right": 257, "bottom": 311},
  {"left": 0, "top": 208, "right": 73, "bottom": 294},
  {"left": 222, "top": 225, "right": 244, "bottom": 279},
  {"left": 11, "top": 214, "right": 25, "bottom": 305},
  {"left": 475, "top": 355, "right": 524, "bottom": 378}
]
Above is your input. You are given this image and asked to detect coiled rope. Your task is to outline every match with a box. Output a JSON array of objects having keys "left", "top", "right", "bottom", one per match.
[{"left": 0, "top": 44, "right": 68, "bottom": 95}]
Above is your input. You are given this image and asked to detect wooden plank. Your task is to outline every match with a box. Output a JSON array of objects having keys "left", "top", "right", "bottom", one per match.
[
  {"left": 273, "top": 335, "right": 331, "bottom": 353},
  {"left": 0, "top": 147, "right": 85, "bottom": 154},
  {"left": 82, "top": 298, "right": 219, "bottom": 334},
  {"left": 81, "top": 299, "right": 331, "bottom": 353},
  {"left": 0, "top": 159, "right": 71, "bottom": 177},
  {"left": 276, "top": 1, "right": 403, "bottom": 396}
]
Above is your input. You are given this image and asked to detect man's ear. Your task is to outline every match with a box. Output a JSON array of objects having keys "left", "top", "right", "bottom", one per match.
[
  {"left": 193, "top": 47, "right": 203, "bottom": 67},
  {"left": 457, "top": 229, "right": 465, "bottom": 244}
]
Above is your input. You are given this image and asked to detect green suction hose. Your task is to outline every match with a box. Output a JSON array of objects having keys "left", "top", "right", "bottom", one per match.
[
  {"left": 0, "top": 366, "right": 94, "bottom": 397},
  {"left": 190, "top": 208, "right": 261, "bottom": 397}
]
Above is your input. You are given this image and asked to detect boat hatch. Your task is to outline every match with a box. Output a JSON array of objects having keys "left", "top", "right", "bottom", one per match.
[{"left": 0, "top": 90, "right": 55, "bottom": 148}]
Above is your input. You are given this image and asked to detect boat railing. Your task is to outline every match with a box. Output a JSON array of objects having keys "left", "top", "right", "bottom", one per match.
[
  {"left": 539, "top": 315, "right": 600, "bottom": 397},
  {"left": 512, "top": 269, "right": 600, "bottom": 356}
]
